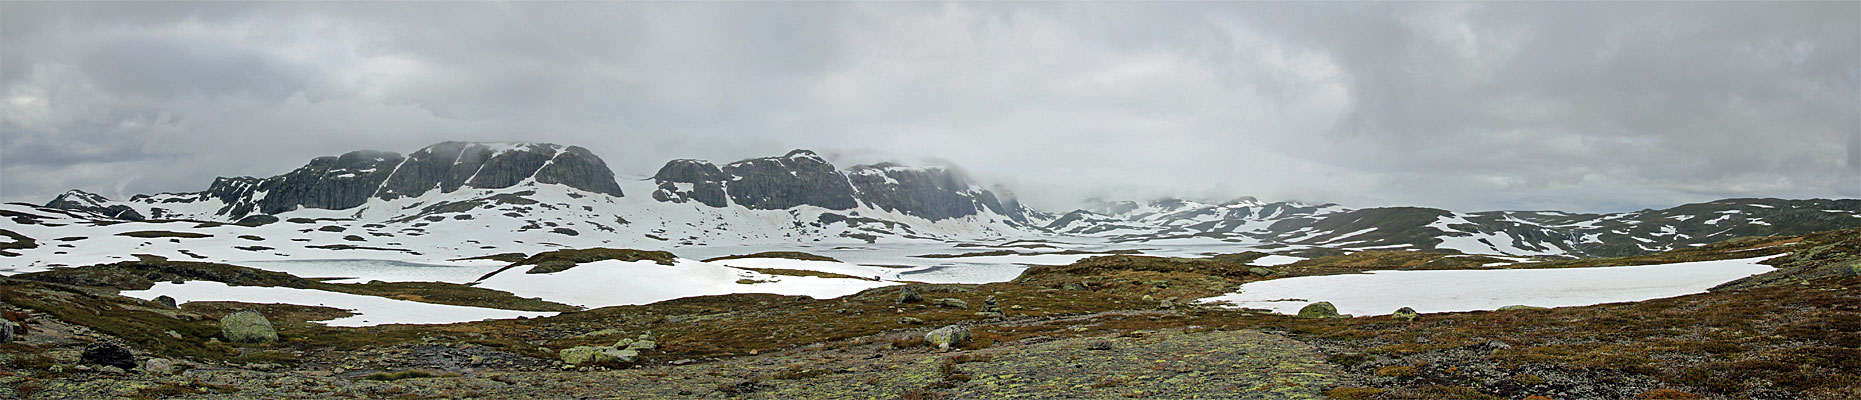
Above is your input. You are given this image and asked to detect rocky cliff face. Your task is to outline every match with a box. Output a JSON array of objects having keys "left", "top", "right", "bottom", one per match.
[
  {"left": 721, "top": 150, "right": 860, "bottom": 211},
  {"left": 846, "top": 163, "right": 1020, "bottom": 222},
  {"left": 647, "top": 151, "right": 1029, "bottom": 222},
  {"left": 47, "top": 142, "right": 624, "bottom": 220}
]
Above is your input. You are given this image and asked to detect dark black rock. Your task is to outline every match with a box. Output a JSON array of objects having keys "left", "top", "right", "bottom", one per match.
[
  {"left": 153, "top": 295, "right": 177, "bottom": 309},
  {"left": 81, "top": 342, "right": 137, "bottom": 370}
]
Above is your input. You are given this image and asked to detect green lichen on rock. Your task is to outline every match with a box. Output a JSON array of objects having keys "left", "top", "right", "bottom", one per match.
[
  {"left": 1392, "top": 307, "right": 1419, "bottom": 322},
  {"left": 220, "top": 310, "right": 278, "bottom": 344},
  {"left": 559, "top": 346, "right": 637, "bottom": 366},
  {"left": 1297, "top": 302, "right": 1339, "bottom": 318},
  {"left": 925, "top": 325, "right": 972, "bottom": 350}
]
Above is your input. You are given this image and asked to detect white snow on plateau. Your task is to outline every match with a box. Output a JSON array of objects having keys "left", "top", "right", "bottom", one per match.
[
  {"left": 473, "top": 259, "right": 899, "bottom": 309},
  {"left": 1198, "top": 255, "right": 1778, "bottom": 316},
  {"left": 1251, "top": 255, "right": 1305, "bottom": 266},
  {"left": 122, "top": 281, "right": 556, "bottom": 327}
]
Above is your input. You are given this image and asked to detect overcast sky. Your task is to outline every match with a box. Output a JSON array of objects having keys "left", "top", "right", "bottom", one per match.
[{"left": 3, "top": 2, "right": 1856, "bottom": 213}]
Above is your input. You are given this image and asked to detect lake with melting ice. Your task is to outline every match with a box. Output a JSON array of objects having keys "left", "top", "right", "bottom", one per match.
[{"left": 1198, "top": 256, "right": 1778, "bottom": 316}]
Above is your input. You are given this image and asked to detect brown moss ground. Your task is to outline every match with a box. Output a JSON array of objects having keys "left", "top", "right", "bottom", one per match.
[{"left": 2, "top": 230, "right": 1858, "bottom": 399}]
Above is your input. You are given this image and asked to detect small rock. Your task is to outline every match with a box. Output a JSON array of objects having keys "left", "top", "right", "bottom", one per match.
[
  {"left": 1497, "top": 305, "right": 1546, "bottom": 311},
  {"left": 627, "top": 340, "right": 657, "bottom": 351},
  {"left": 1297, "top": 302, "right": 1339, "bottom": 318},
  {"left": 0, "top": 319, "right": 16, "bottom": 343},
  {"left": 1248, "top": 267, "right": 1276, "bottom": 277},
  {"left": 1061, "top": 282, "right": 1087, "bottom": 291},
  {"left": 614, "top": 338, "right": 636, "bottom": 348},
  {"left": 153, "top": 295, "right": 178, "bottom": 309},
  {"left": 143, "top": 358, "right": 179, "bottom": 375},
  {"left": 81, "top": 342, "right": 137, "bottom": 370},
  {"left": 925, "top": 325, "right": 972, "bottom": 351},
  {"left": 1392, "top": 307, "right": 1419, "bottom": 322},
  {"left": 220, "top": 310, "right": 278, "bottom": 344},
  {"left": 638, "top": 331, "right": 656, "bottom": 341},
  {"left": 1157, "top": 299, "right": 1174, "bottom": 310},
  {"left": 897, "top": 286, "right": 923, "bottom": 304},
  {"left": 1085, "top": 339, "right": 1113, "bottom": 351},
  {"left": 899, "top": 317, "right": 925, "bottom": 324},
  {"left": 933, "top": 298, "right": 969, "bottom": 309}
]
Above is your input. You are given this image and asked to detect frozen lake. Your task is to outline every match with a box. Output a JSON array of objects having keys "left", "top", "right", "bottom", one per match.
[{"left": 1198, "top": 256, "right": 1778, "bottom": 316}]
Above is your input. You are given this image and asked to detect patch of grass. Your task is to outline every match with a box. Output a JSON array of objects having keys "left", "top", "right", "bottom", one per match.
[
  {"left": 703, "top": 251, "right": 841, "bottom": 263},
  {"left": 740, "top": 268, "right": 874, "bottom": 280},
  {"left": 304, "top": 244, "right": 419, "bottom": 254},
  {"left": 323, "top": 281, "right": 581, "bottom": 312},
  {"left": 1325, "top": 387, "right": 1388, "bottom": 399},
  {"left": 115, "top": 230, "right": 211, "bottom": 239},
  {"left": 477, "top": 248, "right": 678, "bottom": 280},
  {"left": 362, "top": 370, "right": 439, "bottom": 381},
  {"left": 915, "top": 249, "right": 1141, "bottom": 259},
  {"left": 450, "top": 253, "right": 530, "bottom": 263}
]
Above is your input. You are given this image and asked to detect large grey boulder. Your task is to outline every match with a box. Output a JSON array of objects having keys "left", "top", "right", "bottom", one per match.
[
  {"left": 559, "top": 346, "right": 638, "bottom": 366},
  {"left": 897, "top": 286, "right": 923, "bottom": 304},
  {"left": 220, "top": 310, "right": 278, "bottom": 344},
  {"left": 1297, "top": 302, "right": 1339, "bottom": 318},
  {"left": 925, "top": 325, "right": 972, "bottom": 351},
  {"left": 0, "top": 319, "right": 15, "bottom": 343}
]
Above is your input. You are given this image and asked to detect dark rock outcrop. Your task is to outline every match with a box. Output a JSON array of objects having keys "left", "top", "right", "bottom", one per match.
[
  {"left": 46, "top": 142, "right": 625, "bottom": 220},
  {"left": 81, "top": 342, "right": 138, "bottom": 370},
  {"left": 45, "top": 190, "right": 145, "bottom": 220},
  {"left": 847, "top": 163, "right": 986, "bottom": 221},
  {"left": 721, "top": 150, "right": 858, "bottom": 210},
  {"left": 651, "top": 159, "right": 730, "bottom": 208}
]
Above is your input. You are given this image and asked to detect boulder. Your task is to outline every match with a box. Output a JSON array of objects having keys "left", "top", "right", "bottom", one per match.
[
  {"left": 925, "top": 325, "right": 972, "bottom": 350},
  {"left": 559, "top": 346, "right": 638, "bottom": 366},
  {"left": 153, "top": 295, "right": 178, "bottom": 309},
  {"left": 1248, "top": 267, "right": 1276, "bottom": 277},
  {"left": 899, "top": 316, "right": 925, "bottom": 324},
  {"left": 81, "top": 342, "right": 137, "bottom": 370},
  {"left": 1297, "top": 302, "right": 1339, "bottom": 318},
  {"left": 0, "top": 319, "right": 15, "bottom": 343},
  {"left": 627, "top": 340, "right": 657, "bottom": 351},
  {"left": 143, "top": 358, "right": 180, "bottom": 375},
  {"left": 898, "top": 286, "right": 923, "bottom": 304},
  {"left": 1497, "top": 305, "right": 1546, "bottom": 311},
  {"left": 933, "top": 298, "right": 969, "bottom": 309},
  {"left": 1392, "top": 307, "right": 1419, "bottom": 322},
  {"left": 220, "top": 310, "right": 278, "bottom": 344},
  {"left": 1061, "top": 282, "right": 1087, "bottom": 291}
]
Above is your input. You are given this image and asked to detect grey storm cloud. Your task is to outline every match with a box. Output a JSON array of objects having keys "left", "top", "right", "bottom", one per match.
[{"left": 2, "top": 1, "right": 1856, "bottom": 213}]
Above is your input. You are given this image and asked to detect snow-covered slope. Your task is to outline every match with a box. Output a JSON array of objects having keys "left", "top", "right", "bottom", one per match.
[
  {"left": 16, "top": 141, "right": 1861, "bottom": 269},
  {"left": 1040, "top": 198, "right": 1861, "bottom": 257}
]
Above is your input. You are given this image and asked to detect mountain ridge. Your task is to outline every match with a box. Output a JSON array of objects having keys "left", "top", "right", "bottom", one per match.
[{"left": 35, "top": 141, "right": 1861, "bottom": 259}]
